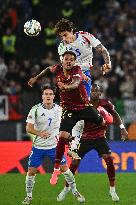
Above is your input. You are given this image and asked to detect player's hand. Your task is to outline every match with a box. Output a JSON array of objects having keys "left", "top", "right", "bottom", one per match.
[
  {"left": 39, "top": 131, "right": 50, "bottom": 138},
  {"left": 57, "top": 82, "right": 66, "bottom": 90},
  {"left": 28, "top": 77, "right": 38, "bottom": 87},
  {"left": 82, "top": 73, "right": 90, "bottom": 82},
  {"left": 101, "top": 64, "right": 111, "bottom": 75},
  {"left": 121, "top": 128, "right": 128, "bottom": 141}
]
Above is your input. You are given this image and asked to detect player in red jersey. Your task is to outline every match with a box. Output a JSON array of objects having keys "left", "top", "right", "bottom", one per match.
[
  {"left": 57, "top": 84, "right": 128, "bottom": 202},
  {"left": 28, "top": 51, "right": 113, "bottom": 185}
]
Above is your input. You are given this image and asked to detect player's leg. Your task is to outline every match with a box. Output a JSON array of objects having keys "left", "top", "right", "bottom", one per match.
[
  {"left": 57, "top": 139, "right": 93, "bottom": 201},
  {"left": 22, "top": 147, "right": 44, "bottom": 204},
  {"left": 68, "top": 120, "right": 84, "bottom": 159},
  {"left": 50, "top": 110, "right": 77, "bottom": 183},
  {"left": 58, "top": 162, "right": 85, "bottom": 202},
  {"left": 95, "top": 138, "right": 119, "bottom": 202}
]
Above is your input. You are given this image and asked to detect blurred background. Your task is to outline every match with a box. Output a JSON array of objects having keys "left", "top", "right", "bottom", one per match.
[{"left": 0, "top": 0, "right": 136, "bottom": 174}]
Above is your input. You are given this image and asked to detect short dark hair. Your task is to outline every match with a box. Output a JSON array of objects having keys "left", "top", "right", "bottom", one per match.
[
  {"left": 62, "top": 51, "right": 76, "bottom": 60},
  {"left": 92, "top": 83, "right": 102, "bottom": 92},
  {"left": 55, "top": 18, "right": 76, "bottom": 35},
  {"left": 41, "top": 84, "right": 56, "bottom": 94}
]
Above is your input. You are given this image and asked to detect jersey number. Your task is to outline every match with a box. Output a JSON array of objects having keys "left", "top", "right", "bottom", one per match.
[{"left": 48, "top": 118, "right": 52, "bottom": 126}]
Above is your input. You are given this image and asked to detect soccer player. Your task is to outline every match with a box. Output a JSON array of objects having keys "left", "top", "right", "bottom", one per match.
[
  {"left": 22, "top": 84, "right": 85, "bottom": 204},
  {"left": 57, "top": 84, "right": 128, "bottom": 202},
  {"left": 28, "top": 51, "right": 113, "bottom": 186},
  {"left": 55, "top": 18, "right": 111, "bottom": 97}
]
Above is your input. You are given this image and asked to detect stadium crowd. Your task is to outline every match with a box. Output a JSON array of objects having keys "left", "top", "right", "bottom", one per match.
[{"left": 0, "top": 0, "right": 136, "bottom": 101}]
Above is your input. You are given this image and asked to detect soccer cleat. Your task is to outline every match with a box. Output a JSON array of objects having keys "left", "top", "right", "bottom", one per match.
[
  {"left": 22, "top": 196, "right": 32, "bottom": 204},
  {"left": 50, "top": 169, "right": 61, "bottom": 186},
  {"left": 97, "top": 106, "right": 113, "bottom": 124},
  {"left": 57, "top": 186, "right": 71, "bottom": 201},
  {"left": 109, "top": 190, "right": 119, "bottom": 202},
  {"left": 67, "top": 150, "right": 81, "bottom": 160},
  {"left": 73, "top": 191, "right": 85, "bottom": 203}
]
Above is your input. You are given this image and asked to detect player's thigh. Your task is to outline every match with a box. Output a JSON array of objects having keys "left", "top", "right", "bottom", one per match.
[
  {"left": 28, "top": 147, "right": 44, "bottom": 168},
  {"left": 47, "top": 147, "right": 67, "bottom": 165},
  {"left": 78, "top": 106, "right": 103, "bottom": 124},
  {"left": 60, "top": 110, "right": 77, "bottom": 134},
  {"left": 77, "top": 139, "right": 94, "bottom": 159},
  {"left": 94, "top": 138, "right": 111, "bottom": 157}
]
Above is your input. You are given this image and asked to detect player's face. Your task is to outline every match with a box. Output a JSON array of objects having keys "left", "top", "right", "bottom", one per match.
[
  {"left": 59, "top": 31, "right": 75, "bottom": 44},
  {"left": 62, "top": 54, "right": 76, "bottom": 70},
  {"left": 42, "top": 89, "right": 55, "bottom": 104},
  {"left": 91, "top": 86, "right": 101, "bottom": 100}
]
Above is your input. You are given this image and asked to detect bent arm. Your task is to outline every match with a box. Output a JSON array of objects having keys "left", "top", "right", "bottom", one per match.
[
  {"left": 26, "top": 123, "right": 40, "bottom": 136},
  {"left": 95, "top": 44, "right": 111, "bottom": 66},
  {"left": 112, "top": 110, "right": 128, "bottom": 140}
]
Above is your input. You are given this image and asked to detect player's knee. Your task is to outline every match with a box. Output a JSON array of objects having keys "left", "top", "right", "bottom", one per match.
[
  {"left": 60, "top": 131, "right": 70, "bottom": 139},
  {"left": 104, "top": 156, "right": 114, "bottom": 166},
  {"left": 60, "top": 163, "right": 68, "bottom": 172},
  {"left": 28, "top": 167, "right": 37, "bottom": 176},
  {"left": 72, "top": 159, "right": 80, "bottom": 166}
]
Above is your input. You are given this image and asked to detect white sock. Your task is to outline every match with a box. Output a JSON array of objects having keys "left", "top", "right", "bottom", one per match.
[
  {"left": 110, "top": 186, "right": 115, "bottom": 192},
  {"left": 62, "top": 169, "right": 77, "bottom": 193},
  {"left": 25, "top": 175, "right": 36, "bottom": 198}
]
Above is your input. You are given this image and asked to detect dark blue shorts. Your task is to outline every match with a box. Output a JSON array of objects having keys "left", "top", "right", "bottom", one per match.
[
  {"left": 83, "top": 70, "right": 92, "bottom": 97},
  {"left": 28, "top": 147, "right": 67, "bottom": 168}
]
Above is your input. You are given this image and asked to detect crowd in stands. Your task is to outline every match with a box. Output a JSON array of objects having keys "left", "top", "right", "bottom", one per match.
[{"left": 0, "top": 0, "right": 136, "bottom": 100}]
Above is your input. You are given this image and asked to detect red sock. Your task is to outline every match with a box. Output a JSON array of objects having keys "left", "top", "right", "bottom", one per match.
[
  {"left": 104, "top": 157, "right": 115, "bottom": 187},
  {"left": 54, "top": 137, "right": 67, "bottom": 169}
]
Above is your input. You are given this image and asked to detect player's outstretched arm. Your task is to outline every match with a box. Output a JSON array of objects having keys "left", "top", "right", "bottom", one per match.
[
  {"left": 95, "top": 44, "right": 111, "bottom": 75},
  {"left": 112, "top": 110, "right": 128, "bottom": 141},
  {"left": 28, "top": 66, "right": 51, "bottom": 87}
]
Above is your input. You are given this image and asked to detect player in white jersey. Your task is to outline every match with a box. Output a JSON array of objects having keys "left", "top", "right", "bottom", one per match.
[
  {"left": 22, "top": 84, "right": 85, "bottom": 204},
  {"left": 55, "top": 18, "right": 111, "bottom": 97}
]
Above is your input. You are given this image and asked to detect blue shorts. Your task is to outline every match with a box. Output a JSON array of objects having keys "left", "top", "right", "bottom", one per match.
[
  {"left": 28, "top": 147, "right": 67, "bottom": 168},
  {"left": 83, "top": 70, "right": 92, "bottom": 97}
]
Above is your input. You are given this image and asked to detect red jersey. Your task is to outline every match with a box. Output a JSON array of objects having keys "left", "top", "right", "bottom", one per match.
[
  {"left": 50, "top": 64, "right": 89, "bottom": 110},
  {"left": 82, "top": 99, "right": 115, "bottom": 139}
]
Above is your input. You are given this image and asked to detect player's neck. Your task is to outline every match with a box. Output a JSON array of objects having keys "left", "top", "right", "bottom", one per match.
[
  {"left": 63, "top": 68, "right": 70, "bottom": 77},
  {"left": 42, "top": 103, "right": 54, "bottom": 109},
  {"left": 90, "top": 99, "right": 100, "bottom": 107}
]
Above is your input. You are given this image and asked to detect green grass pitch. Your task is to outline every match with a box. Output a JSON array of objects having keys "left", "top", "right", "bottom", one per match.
[{"left": 0, "top": 173, "right": 135, "bottom": 205}]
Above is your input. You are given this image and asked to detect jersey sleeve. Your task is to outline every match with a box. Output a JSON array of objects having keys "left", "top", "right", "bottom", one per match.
[
  {"left": 26, "top": 107, "right": 36, "bottom": 124},
  {"left": 58, "top": 42, "right": 67, "bottom": 56},
  {"left": 107, "top": 100, "right": 115, "bottom": 114},
  {"left": 81, "top": 31, "right": 101, "bottom": 47}
]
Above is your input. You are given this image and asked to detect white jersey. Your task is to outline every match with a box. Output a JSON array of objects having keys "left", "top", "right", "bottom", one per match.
[
  {"left": 26, "top": 103, "right": 62, "bottom": 150},
  {"left": 58, "top": 31, "right": 101, "bottom": 72}
]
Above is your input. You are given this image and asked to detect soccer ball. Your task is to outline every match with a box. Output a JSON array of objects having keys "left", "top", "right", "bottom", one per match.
[{"left": 24, "top": 19, "right": 41, "bottom": 36}]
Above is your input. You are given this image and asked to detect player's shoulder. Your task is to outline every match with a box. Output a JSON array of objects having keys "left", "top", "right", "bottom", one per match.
[
  {"left": 51, "top": 64, "right": 61, "bottom": 72},
  {"left": 31, "top": 103, "right": 42, "bottom": 111},
  {"left": 100, "top": 99, "right": 115, "bottom": 111},
  {"left": 72, "top": 65, "right": 82, "bottom": 73},
  {"left": 100, "top": 99, "right": 113, "bottom": 106},
  {"left": 54, "top": 103, "right": 62, "bottom": 111}
]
